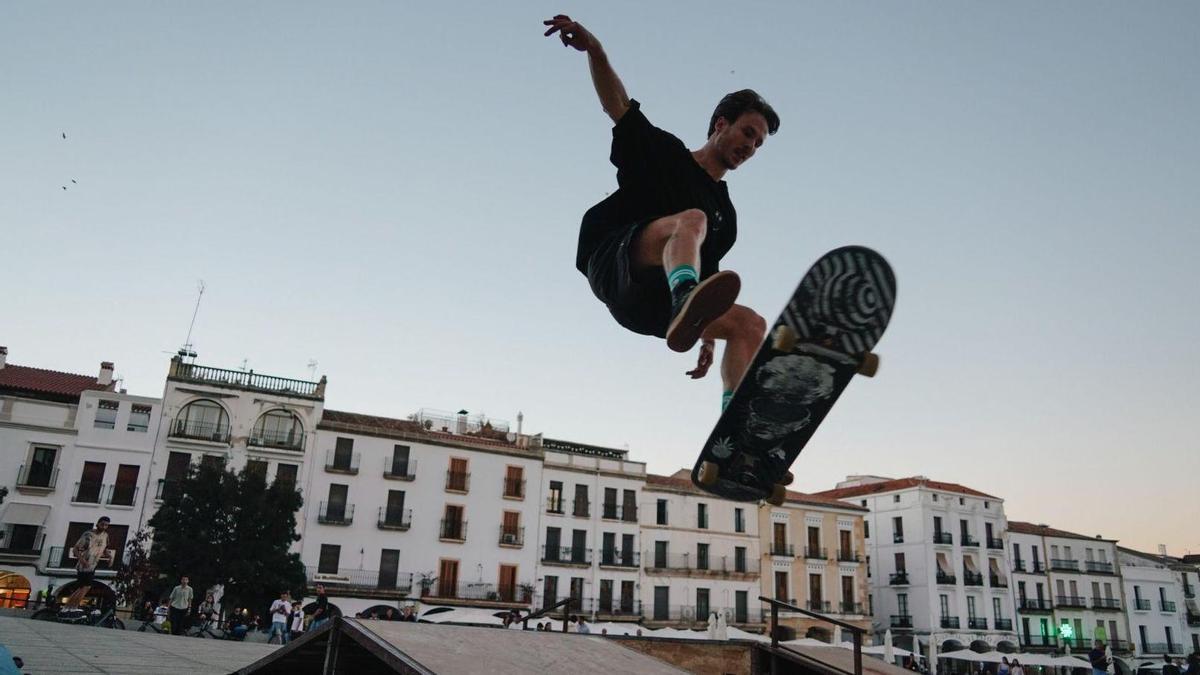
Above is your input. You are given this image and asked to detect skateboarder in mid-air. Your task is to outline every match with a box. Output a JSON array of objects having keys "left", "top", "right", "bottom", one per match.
[{"left": 544, "top": 14, "right": 780, "bottom": 410}]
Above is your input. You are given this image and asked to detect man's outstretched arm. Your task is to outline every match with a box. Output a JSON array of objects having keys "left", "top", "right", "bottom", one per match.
[{"left": 544, "top": 14, "right": 630, "bottom": 123}]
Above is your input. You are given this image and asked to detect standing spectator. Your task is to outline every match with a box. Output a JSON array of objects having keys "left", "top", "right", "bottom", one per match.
[
  {"left": 197, "top": 593, "right": 218, "bottom": 632},
  {"left": 1088, "top": 640, "right": 1109, "bottom": 675},
  {"left": 290, "top": 601, "right": 305, "bottom": 641},
  {"left": 1010, "top": 659, "right": 1025, "bottom": 675},
  {"left": 1165, "top": 657, "right": 1181, "bottom": 675},
  {"left": 268, "top": 591, "right": 291, "bottom": 644},
  {"left": 309, "top": 584, "right": 331, "bottom": 629},
  {"left": 167, "top": 575, "right": 194, "bottom": 635},
  {"left": 61, "top": 517, "right": 112, "bottom": 616},
  {"left": 576, "top": 616, "right": 591, "bottom": 634},
  {"left": 1183, "top": 653, "right": 1200, "bottom": 675},
  {"left": 999, "top": 657, "right": 1010, "bottom": 675}
]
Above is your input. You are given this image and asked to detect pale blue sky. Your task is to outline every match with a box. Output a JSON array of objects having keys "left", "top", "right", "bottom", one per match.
[{"left": 2, "top": 3, "right": 1196, "bottom": 553}]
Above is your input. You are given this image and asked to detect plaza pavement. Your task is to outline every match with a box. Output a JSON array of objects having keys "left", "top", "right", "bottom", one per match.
[{"left": 0, "top": 615, "right": 279, "bottom": 674}]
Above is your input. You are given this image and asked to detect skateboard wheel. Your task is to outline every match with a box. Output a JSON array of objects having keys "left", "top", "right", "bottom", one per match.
[
  {"left": 771, "top": 325, "right": 797, "bottom": 353},
  {"left": 857, "top": 352, "right": 880, "bottom": 377},
  {"left": 697, "top": 461, "right": 720, "bottom": 487},
  {"left": 766, "top": 484, "right": 787, "bottom": 506},
  {"left": 781, "top": 471, "right": 795, "bottom": 486}
]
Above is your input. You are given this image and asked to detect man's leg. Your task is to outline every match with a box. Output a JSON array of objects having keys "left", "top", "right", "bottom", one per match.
[
  {"left": 65, "top": 584, "right": 90, "bottom": 608},
  {"left": 631, "top": 209, "right": 740, "bottom": 352},
  {"left": 700, "top": 304, "right": 768, "bottom": 396}
]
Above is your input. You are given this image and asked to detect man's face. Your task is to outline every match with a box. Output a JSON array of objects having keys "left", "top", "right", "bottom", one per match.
[
  {"left": 181, "top": 577, "right": 189, "bottom": 586},
  {"left": 97, "top": 520, "right": 109, "bottom": 531},
  {"left": 316, "top": 584, "right": 325, "bottom": 595},
  {"left": 713, "top": 111, "right": 769, "bottom": 171}
]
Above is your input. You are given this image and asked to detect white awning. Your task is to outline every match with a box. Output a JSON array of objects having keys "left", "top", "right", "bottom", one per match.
[{"left": 0, "top": 502, "right": 51, "bottom": 526}]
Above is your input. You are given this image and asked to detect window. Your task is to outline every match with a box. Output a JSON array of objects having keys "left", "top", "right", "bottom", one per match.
[
  {"left": 696, "top": 588, "right": 710, "bottom": 620},
  {"left": 654, "top": 541, "right": 668, "bottom": 568},
  {"left": 697, "top": 543, "right": 710, "bottom": 570},
  {"left": 389, "top": 445, "right": 411, "bottom": 476},
  {"left": 656, "top": 499, "right": 668, "bottom": 525},
  {"left": 252, "top": 410, "right": 304, "bottom": 449},
  {"left": 442, "top": 504, "right": 465, "bottom": 540},
  {"left": 809, "top": 573, "right": 823, "bottom": 605},
  {"left": 318, "top": 544, "right": 341, "bottom": 574},
  {"left": 984, "top": 501, "right": 990, "bottom": 509},
  {"left": 545, "top": 527, "right": 562, "bottom": 557},
  {"left": 498, "top": 565, "right": 517, "bottom": 602},
  {"left": 895, "top": 552, "right": 906, "bottom": 573},
  {"left": 621, "top": 489, "right": 637, "bottom": 522},
  {"left": 993, "top": 597, "right": 1003, "bottom": 619},
  {"left": 774, "top": 571, "right": 789, "bottom": 601},
  {"left": 75, "top": 461, "right": 105, "bottom": 503},
  {"left": 620, "top": 581, "right": 635, "bottom": 613},
  {"left": 127, "top": 404, "right": 151, "bottom": 432},
  {"left": 501, "top": 512, "right": 521, "bottom": 544},
  {"left": 864, "top": 520, "right": 870, "bottom": 538},
  {"left": 385, "top": 490, "right": 407, "bottom": 525},
  {"left": 245, "top": 460, "right": 267, "bottom": 480},
  {"left": 735, "top": 591, "right": 748, "bottom": 623},
  {"left": 959, "top": 497, "right": 965, "bottom": 505},
  {"left": 504, "top": 466, "right": 524, "bottom": 498},
  {"left": 21, "top": 446, "right": 58, "bottom": 488},
  {"left": 602, "top": 532, "right": 616, "bottom": 563},
  {"left": 569, "top": 577, "right": 585, "bottom": 610},
  {"left": 573, "top": 484, "right": 589, "bottom": 517},
  {"left": 599, "top": 579, "right": 614, "bottom": 613},
  {"left": 543, "top": 576, "right": 558, "bottom": 610},
  {"left": 893, "top": 494, "right": 900, "bottom": 503},
  {"left": 548, "top": 481, "right": 564, "bottom": 513},
  {"left": 438, "top": 559, "right": 459, "bottom": 598},
  {"left": 275, "top": 463, "right": 298, "bottom": 487},
  {"left": 173, "top": 399, "right": 229, "bottom": 441},
  {"left": 697, "top": 503, "right": 708, "bottom": 529},
  {"left": 860, "top": 499, "right": 867, "bottom": 507},
  {"left": 603, "top": 487, "right": 618, "bottom": 518},
  {"left": 94, "top": 399, "right": 119, "bottom": 429},
  {"left": 933, "top": 493, "right": 939, "bottom": 502},
  {"left": 892, "top": 516, "right": 904, "bottom": 543},
  {"left": 332, "top": 437, "right": 354, "bottom": 470},
  {"left": 807, "top": 526, "right": 821, "bottom": 555},
  {"left": 735, "top": 546, "right": 747, "bottom": 573},
  {"left": 897, "top": 593, "right": 908, "bottom": 616},
  {"left": 967, "top": 596, "right": 977, "bottom": 619},
  {"left": 570, "top": 530, "right": 587, "bottom": 563},
  {"left": 940, "top": 594, "right": 950, "bottom": 617},
  {"left": 446, "top": 457, "right": 468, "bottom": 492},
  {"left": 734, "top": 507, "right": 745, "bottom": 533},
  {"left": 653, "top": 587, "right": 669, "bottom": 620},
  {"left": 380, "top": 550, "right": 400, "bottom": 589}
]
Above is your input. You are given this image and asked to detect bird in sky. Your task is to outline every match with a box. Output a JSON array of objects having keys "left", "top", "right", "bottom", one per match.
[{"left": 62, "top": 132, "right": 66, "bottom": 139}]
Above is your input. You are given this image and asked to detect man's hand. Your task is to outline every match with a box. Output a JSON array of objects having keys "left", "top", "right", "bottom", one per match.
[
  {"left": 543, "top": 15, "right": 598, "bottom": 52},
  {"left": 686, "top": 340, "right": 716, "bottom": 379}
]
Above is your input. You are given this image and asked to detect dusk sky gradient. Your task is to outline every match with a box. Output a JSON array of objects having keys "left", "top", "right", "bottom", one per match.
[{"left": 2, "top": 3, "right": 1196, "bottom": 553}]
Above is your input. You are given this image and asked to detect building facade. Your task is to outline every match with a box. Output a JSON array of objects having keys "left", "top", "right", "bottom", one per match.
[
  {"left": 1118, "top": 547, "right": 1191, "bottom": 657},
  {"left": 758, "top": 490, "right": 870, "bottom": 639}
]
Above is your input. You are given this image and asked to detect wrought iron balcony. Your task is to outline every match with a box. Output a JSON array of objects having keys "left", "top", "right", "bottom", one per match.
[
  {"left": 376, "top": 507, "right": 412, "bottom": 531},
  {"left": 646, "top": 552, "right": 759, "bottom": 575},
  {"left": 318, "top": 501, "right": 354, "bottom": 525},
  {"left": 1141, "top": 642, "right": 1172, "bottom": 655},
  {"left": 1018, "top": 598, "right": 1053, "bottom": 612},
  {"left": 1183, "top": 584, "right": 1195, "bottom": 599},
  {"left": 1186, "top": 611, "right": 1199, "bottom": 626},
  {"left": 0, "top": 528, "right": 45, "bottom": 558},
  {"left": 933, "top": 532, "right": 953, "bottom": 545},
  {"left": 325, "top": 449, "right": 359, "bottom": 474},
  {"left": 584, "top": 597, "right": 642, "bottom": 618},
  {"left": 1056, "top": 595, "right": 1087, "bottom": 608},
  {"left": 1031, "top": 560, "right": 1045, "bottom": 573},
  {"left": 439, "top": 519, "right": 467, "bottom": 541},
  {"left": 383, "top": 457, "right": 417, "bottom": 480},
  {"left": 994, "top": 618, "right": 1013, "bottom": 630},
  {"left": 546, "top": 497, "right": 565, "bottom": 514},
  {"left": 807, "top": 600, "right": 831, "bottom": 613},
  {"left": 769, "top": 543, "right": 795, "bottom": 557},
  {"left": 968, "top": 618, "right": 988, "bottom": 630},
  {"left": 444, "top": 470, "right": 470, "bottom": 492},
  {"left": 1092, "top": 597, "right": 1122, "bottom": 610},
  {"left": 893, "top": 533, "right": 905, "bottom": 544},
  {"left": 1013, "top": 559, "right": 1027, "bottom": 572},
  {"left": 987, "top": 537, "right": 1004, "bottom": 550},
  {"left": 170, "top": 419, "right": 231, "bottom": 443},
  {"left": 541, "top": 545, "right": 591, "bottom": 566},
  {"left": 248, "top": 428, "right": 305, "bottom": 451},
  {"left": 1135, "top": 599, "right": 1152, "bottom": 611},
  {"left": 804, "top": 546, "right": 827, "bottom": 560},
  {"left": 305, "top": 566, "right": 413, "bottom": 594},
  {"left": 937, "top": 571, "right": 958, "bottom": 585},
  {"left": 15, "top": 464, "right": 58, "bottom": 491},
  {"left": 1085, "top": 561, "right": 1114, "bottom": 574},
  {"left": 960, "top": 534, "right": 979, "bottom": 546},
  {"left": 598, "top": 549, "right": 639, "bottom": 568},
  {"left": 890, "top": 614, "right": 913, "bottom": 628},
  {"left": 963, "top": 571, "right": 984, "bottom": 586},
  {"left": 1021, "top": 635, "right": 1058, "bottom": 648},
  {"left": 1160, "top": 600, "right": 1176, "bottom": 612},
  {"left": 839, "top": 602, "right": 864, "bottom": 615},
  {"left": 989, "top": 574, "right": 1009, "bottom": 588},
  {"left": 107, "top": 484, "right": 138, "bottom": 507},
  {"left": 601, "top": 503, "right": 638, "bottom": 522},
  {"left": 837, "top": 549, "right": 861, "bottom": 562},
  {"left": 71, "top": 481, "right": 105, "bottom": 504},
  {"left": 890, "top": 572, "right": 910, "bottom": 585},
  {"left": 1050, "top": 558, "right": 1079, "bottom": 572},
  {"left": 498, "top": 526, "right": 524, "bottom": 547},
  {"left": 941, "top": 616, "right": 960, "bottom": 629},
  {"left": 502, "top": 477, "right": 525, "bottom": 499},
  {"left": 45, "top": 544, "right": 120, "bottom": 572}
]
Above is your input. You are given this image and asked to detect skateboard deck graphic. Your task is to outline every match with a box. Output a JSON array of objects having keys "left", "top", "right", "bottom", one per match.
[{"left": 691, "top": 245, "right": 896, "bottom": 503}]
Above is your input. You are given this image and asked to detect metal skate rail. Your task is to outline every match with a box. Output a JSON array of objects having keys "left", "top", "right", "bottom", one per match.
[
  {"left": 760, "top": 595, "right": 864, "bottom": 675},
  {"left": 520, "top": 597, "right": 575, "bottom": 633}
]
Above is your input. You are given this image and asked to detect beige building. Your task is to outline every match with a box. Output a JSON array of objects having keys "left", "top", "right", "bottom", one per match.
[{"left": 759, "top": 490, "right": 871, "bottom": 639}]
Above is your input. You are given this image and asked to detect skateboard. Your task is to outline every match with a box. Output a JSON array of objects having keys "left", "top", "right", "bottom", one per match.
[{"left": 691, "top": 245, "right": 896, "bottom": 504}]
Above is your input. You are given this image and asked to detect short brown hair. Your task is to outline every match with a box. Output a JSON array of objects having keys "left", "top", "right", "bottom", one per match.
[{"left": 708, "top": 89, "right": 780, "bottom": 138}]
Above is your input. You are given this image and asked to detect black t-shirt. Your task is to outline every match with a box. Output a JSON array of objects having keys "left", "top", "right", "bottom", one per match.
[{"left": 577, "top": 100, "right": 736, "bottom": 280}]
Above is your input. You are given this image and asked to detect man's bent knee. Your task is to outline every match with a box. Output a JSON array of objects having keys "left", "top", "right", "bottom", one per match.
[{"left": 674, "top": 208, "right": 707, "bottom": 238}]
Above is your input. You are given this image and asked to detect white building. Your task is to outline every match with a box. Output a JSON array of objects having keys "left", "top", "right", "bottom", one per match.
[
  {"left": 304, "top": 408, "right": 543, "bottom": 617},
  {"left": 0, "top": 346, "right": 164, "bottom": 606},
  {"left": 815, "top": 476, "right": 1018, "bottom": 653},
  {"left": 1118, "top": 547, "right": 1191, "bottom": 657},
  {"left": 640, "top": 471, "right": 761, "bottom": 628},
  {"left": 1174, "top": 556, "right": 1200, "bottom": 655},
  {"left": 534, "top": 438, "right": 645, "bottom": 622},
  {"left": 1006, "top": 522, "right": 1131, "bottom": 655}
]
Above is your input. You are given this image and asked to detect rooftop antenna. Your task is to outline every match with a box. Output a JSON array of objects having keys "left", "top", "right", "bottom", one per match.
[
  {"left": 177, "top": 280, "right": 205, "bottom": 362},
  {"left": 307, "top": 359, "right": 319, "bottom": 380}
]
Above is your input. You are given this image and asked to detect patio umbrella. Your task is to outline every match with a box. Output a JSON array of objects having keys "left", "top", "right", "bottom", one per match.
[
  {"left": 885, "top": 629, "right": 894, "bottom": 664},
  {"left": 716, "top": 612, "right": 728, "bottom": 640},
  {"left": 929, "top": 637, "right": 938, "bottom": 675},
  {"left": 834, "top": 625, "right": 842, "bottom": 646},
  {"left": 707, "top": 613, "right": 717, "bottom": 639}
]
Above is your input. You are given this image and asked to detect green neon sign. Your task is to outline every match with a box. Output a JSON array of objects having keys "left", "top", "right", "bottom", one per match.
[{"left": 1060, "top": 623, "right": 1074, "bottom": 639}]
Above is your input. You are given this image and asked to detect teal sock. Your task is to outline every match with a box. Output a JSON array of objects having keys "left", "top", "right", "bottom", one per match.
[
  {"left": 667, "top": 264, "right": 698, "bottom": 293},
  {"left": 721, "top": 390, "right": 734, "bottom": 411}
]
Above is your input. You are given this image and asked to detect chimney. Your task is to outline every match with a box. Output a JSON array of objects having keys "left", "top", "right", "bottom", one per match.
[
  {"left": 98, "top": 361, "right": 115, "bottom": 387},
  {"left": 0, "top": 346, "right": 7, "bottom": 369}
]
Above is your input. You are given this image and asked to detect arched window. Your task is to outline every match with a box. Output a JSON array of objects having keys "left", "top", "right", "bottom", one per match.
[
  {"left": 251, "top": 410, "right": 305, "bottom": 450},
  {"left": 172, "top": 400, "right": 230, "bottom": 442}
]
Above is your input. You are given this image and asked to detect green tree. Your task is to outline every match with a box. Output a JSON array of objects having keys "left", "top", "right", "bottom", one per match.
[
  {"left": 112, "top": 528, "right": 158, "bottom": 613},
  {"left": 148, "top": 461, "right": 306, "bottom": 614}
]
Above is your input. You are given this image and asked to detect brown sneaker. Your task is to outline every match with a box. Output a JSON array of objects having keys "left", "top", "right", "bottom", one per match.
[{"left": 665, "top": 270, "right": 741, "bottom": 352}]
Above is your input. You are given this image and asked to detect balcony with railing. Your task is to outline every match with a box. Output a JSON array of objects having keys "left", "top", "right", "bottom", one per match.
[
  {"left": 994, "top": 618, "right": 1013, "bottom": 631},
  {"left": 502, "top": 477, "right": 525, "bottom": 500},
  {"left": 941, "top": 616, "right": 961, "bottom": 629},
  {"left": 1135, "top": 598, "right": 1152, "bottom": 611},
  {"left": 169, "top": 359, "right": 324, "bottom": 397},
  {"left": 318, "top": 502, "right": 354, "bottom": 525},
  {"left": 44, "top": 545, "right": 122, "bottom": 573},
  {"left": 1021, "top": 635, "right": 1058, "bottom": 649},
  {"left": 890, "top": 572, "right": 910, "bottom": 585},
  {"left": 769, "top": 543, "right": 795, "bottom": 557},
  {"left": 584, "top": 597, "right": 642, "bottom": 618},
  {"left": 1064, "top": 638, "right": 1093, "bottom": 650},
  {"left": 1160, "top": 600, "right": 1176, "bottom": 612},
  {"left": 968, "top": 618, "right": 988, "bottom": 630},
  {"left": 107, "top": 484, "right": 138, "bottom": 507},
  {"left": 156, "top": 478, "right": 182, "bottom": 501},
  {"left": 572, "top": 499, "right": 590, "bottom": 518},
  {"left": 1186, "top": 611, "right": 1199, "bottom": 626},
  {"left": 1056, "top": 595, "right": 1087, "bottom": 608},
  {"left": 1183, "top": 583, "right": 1195, "bottom": 599},
  {"left": 170, "top": 419, "right": 231, "bottom": 444},
  {"left": 936, "top": 571, "right": 957, "bottom": 585},
  {"left": 893, "top": 533, "right": 905, "bottom": 544},
  {"left": 1140, "top": 643, "right": 1173, "bottom": 655},
  {"left": 498, "top": 526, "right": 524, "bottom": 548},
  {"left": 427, "top": 581, "right": 530, "bottom": 604},
  {"left": 961, "top": 534, "right": 979, "bottom": 547},
  {"left": 71, "top": 481, "right": 106, "bottom": 504},
  {"left": 306, "top": 566, "right": 413, "bottom": 596},
  {"left": 987, "top": 537, "right": 1004, "bottom": 550},
  {"left": 804, "top": 546, "right": 827, "bottom": 560},
  {"left": 1085, "top": 561, "right": 1115, "bottom": 574},
  {"left": 0, "top": 528, "right": 45, "bottom": 559},
  {"left": 890, "top": 614, "right": 913, "bottom": 628},
  {"left": 325, "top": 450, "right": 359, "bottom": 475},
  {"left": 649, "top": 604, "right": 753, "bottom": 624},
  {"left": 541, "top": 545, "right": 591, "bottom": 566},
  {"left": 445, "top": 470, "right": 470, "bottom": 493},
  {"left": 1050, "top": 558, "right": 1079, "bottom": 572},
  {"left": 1092, "top": 597, "right": 1122, "bottom": 611},
  {"left": 248, "top": 428, "right": 305, "bottom": 451},
  {"left": 1018, "top": 597, "right": 1053, "bottom": 612},
  {"left": 598, "top": 549, "right": 639, "bottom": 568},
  {"left": 1031, "top": 560, "right": 1045, "bottom": 573},
  {"left": 645, "top": 552, "right": 759, "bottom": 576},
  {"left": 601, "top": 503, "right": 638, "bottom": 522},
  {"left": 376, "top": 507, "right": 412, "bottom": 531},
  {"left": 383, "top": 458, "right": 417, "bottom": 481},
  {"left": 838, "top": 602, "right": 864, "bottom": 615},
  {"left": 1013, "top": 559, "right": 1027, "bottom": 573},
  {"left": 439, "top": 519, "right": 467, "bottom": 542},
  {"left": 545, "top": 496, "right": 565, "bottom": 515},
  {"left": 836, "top": 549, "right": 861, "bottom": 563},
  {"left": 806, "top": 600, "right": 831, "bottom": 613},
  {"left": 15, "top": 464, "right": 58, "bottom": 493},
  {"left": 964, "top": 571, "right": 984, "bottom": 586},
  {"left": 989, "top": 574, "right": 1009, "bottom": 588},
  {"left": 933, "top": 531, "right": 953, "bottom": 545}
]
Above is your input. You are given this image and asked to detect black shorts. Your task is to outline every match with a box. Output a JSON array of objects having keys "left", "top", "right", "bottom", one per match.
[
  {"left": 586, "top": 221, "right": 672, "bottom": 338},
  {"left": 76, "top": 569, "right": 96, "bottom": 583}
]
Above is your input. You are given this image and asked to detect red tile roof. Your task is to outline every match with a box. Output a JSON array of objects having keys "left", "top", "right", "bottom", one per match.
[
  {"left": 1008, "top": 521, "right": 1115, "bottom": 543},
  {"left": 813, "top": 477, "right": 998, "bottom": 501},
  {"left": 644, "top": 471, "right": 866, "bottom": 511},
  {"left": 0, "top": 363, "right": 111, "bottom": 402}
]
